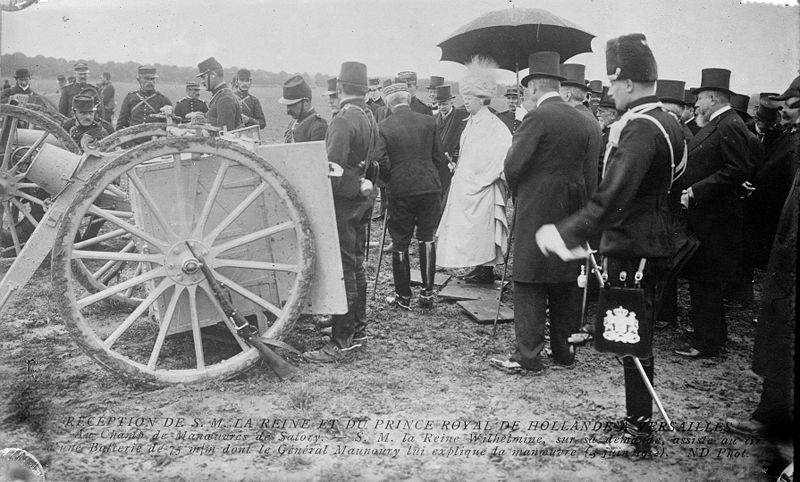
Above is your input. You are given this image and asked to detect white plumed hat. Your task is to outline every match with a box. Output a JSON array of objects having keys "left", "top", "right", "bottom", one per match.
[{"left": 459, "top": 56, "right": 498, "bottom": 98}]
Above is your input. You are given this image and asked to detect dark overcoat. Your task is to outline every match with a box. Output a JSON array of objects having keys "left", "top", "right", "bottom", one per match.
[
  {"left": 680, "top": 108, "right": 753, "bottom": 281},
  {"left": 504, "top": 95, "right": 601, "bottom": 283},
  {"left": 434, "top": 106, "right": 468, "bottom": 192}
]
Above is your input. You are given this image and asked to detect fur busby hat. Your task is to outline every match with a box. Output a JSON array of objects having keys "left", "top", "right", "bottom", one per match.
[
  {"left": 606, "top": 33, "right": 657, "bottom": 82},
  {"left": 460, "top": 56, "right": 498, "bottom": 98}
]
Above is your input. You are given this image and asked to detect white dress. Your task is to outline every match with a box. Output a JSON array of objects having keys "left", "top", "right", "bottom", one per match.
[{"left": 436, "top": 107, "right": 512, "bottom": 267}]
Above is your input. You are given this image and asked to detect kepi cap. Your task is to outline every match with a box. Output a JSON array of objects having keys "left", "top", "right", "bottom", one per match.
[
  {"left": 383, "top": 83, "right": 409, "bottom": 96},
  {"left": 73, "top": 62, "right": 90, "bottom": 72},
  {"left": 72, "top": 95, "right": 96, "bottom": 112},
  {"left": 137, "top": 65, "right": 158, "bottom": 78},
  {"left": 278, "top": 75, "right": 312, "bottom": 104},
  {"left": 237, "top": 69, "right": 251, "bottom": 80},
  {"left": 197, "top": 57, "right": 223, "bottom": 77}
]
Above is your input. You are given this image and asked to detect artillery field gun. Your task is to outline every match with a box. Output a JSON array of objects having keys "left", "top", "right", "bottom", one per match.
[{"left": 0, "top": 104, "right": 347, "bottom": 386}]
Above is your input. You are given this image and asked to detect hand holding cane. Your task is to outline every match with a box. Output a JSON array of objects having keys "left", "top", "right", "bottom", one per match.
[{"left": 492, "top": 205, "right": 516, "bottom": 338}]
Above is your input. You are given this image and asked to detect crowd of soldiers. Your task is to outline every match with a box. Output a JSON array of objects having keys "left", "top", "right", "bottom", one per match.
[{"left": 2, "top": 41, "right": 796, "bottom": 469}]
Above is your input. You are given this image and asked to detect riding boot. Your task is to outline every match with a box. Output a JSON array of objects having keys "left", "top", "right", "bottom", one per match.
[
  {"left": 419, "top": 241, "right": 436, "bottom": 307},
  {"left": 386, "top": 250, "right": 411, "bottom": 310}
]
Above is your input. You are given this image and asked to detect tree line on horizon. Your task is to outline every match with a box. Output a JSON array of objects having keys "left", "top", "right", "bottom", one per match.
[{"left": 0, "top": 52, "right": 329, "bottom": 87}]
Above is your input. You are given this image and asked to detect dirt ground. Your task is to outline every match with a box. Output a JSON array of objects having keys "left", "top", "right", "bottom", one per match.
[{"left": 0, "top": 208, "right": 788, "bottom": 482}]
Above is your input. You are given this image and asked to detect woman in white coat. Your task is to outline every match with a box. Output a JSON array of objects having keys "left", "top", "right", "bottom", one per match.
[{"left": 436, "top": 57, "right": 512, "bottom": 283}]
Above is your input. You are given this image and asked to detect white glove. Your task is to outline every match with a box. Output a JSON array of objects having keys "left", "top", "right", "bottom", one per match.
[
  {"left": 535, "top": 224, "right": 588, "bottom": 261},
  {"left": 680, "top": 187, "right": 694, "bottom": 209}
]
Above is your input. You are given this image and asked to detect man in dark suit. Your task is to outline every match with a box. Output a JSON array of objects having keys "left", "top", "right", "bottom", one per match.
[
  {"left": 495, "top": 51, "right": 600, "bottom": 373},
  {"left": 675, "top": 68, "right": 754, "bottom": 358},
  {"left": 537, "top": 34, "right": 684, "bottom": 454},
  {"left": 559, "top": 63, "right": 597, "bottom": 124},
  {"left": 375, "top": 83, "right": 445, "bottom": 310},
  {"left": 433, "top": 85, "right": 468, "bottom": 197}
]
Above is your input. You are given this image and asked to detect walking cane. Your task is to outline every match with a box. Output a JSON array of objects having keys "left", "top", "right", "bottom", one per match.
[
  {"left": 586, "top": 250, "right": 675, "bottom": 431},
  {"left": 371, "top": 213, "right": 389, "bottom": 300},
  {"left": 364, "top": 205, "right": 373, "bottom": 264},
  {"left": 491, "top": 206, "right": 516, "bottom": 338}
]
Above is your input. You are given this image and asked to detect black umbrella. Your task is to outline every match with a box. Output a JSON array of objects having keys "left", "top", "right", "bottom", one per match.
[{"left": 438, "top": 7, "right": 595, "bottom": 74}]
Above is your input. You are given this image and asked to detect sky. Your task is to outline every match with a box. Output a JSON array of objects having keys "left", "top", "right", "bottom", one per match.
[{"left": 1, "top": 0, "right": 798, "bottom": 94}]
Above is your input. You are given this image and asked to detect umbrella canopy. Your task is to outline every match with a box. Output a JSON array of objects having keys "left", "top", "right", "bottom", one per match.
[{"left": 437, "top": 8, "right": 595, "bottom": 72}]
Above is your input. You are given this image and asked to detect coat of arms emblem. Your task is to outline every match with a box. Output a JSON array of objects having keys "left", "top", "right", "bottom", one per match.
[{"left": 602, "top": 306, "right": 641, "bottom": 344}]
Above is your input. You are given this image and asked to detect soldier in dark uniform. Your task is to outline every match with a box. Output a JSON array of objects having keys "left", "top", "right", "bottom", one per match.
[
  {"left": 59, "top": 62, "right": 100, "bottom": 117},
  {"left": 396, "top": 71, "right": 433, "bottom": 116},
  {"left": 235, "top": 69, "right": 266, "bottom": 129},
  {"left": 365, "top": 77, "right": 384, "bottom": 117},
  {"left": 62, "top": 95, "right": 110, "bottom": 149},
  {"left": 173, "top": 80, "right": 208, "bottom": 122},
  {"left": 116, "top": 65, "right": 172, "bottom": 130},
  {"left": 537, "top": 33, "right": 685, "bottom": 455},
  {"left": 322, "top": 77, "right": 340, "bottom": 119},
  {"left": 98, "top": 72, "right": 115, "bottom": 123},
  {"left": 196, "top": 57, "right": 242, "bottom": 131},
  {"left": 304, "top": 61, "right": 378, "bottom": 363},
  {"left": 497, "top": 87, "right": 523, "bottom": 133},
  {"left": 376, "top": 83, "right": 445, "bottom": 310},
  {"left": 278, "top": 75, "right": 327, "bottom": 143}
]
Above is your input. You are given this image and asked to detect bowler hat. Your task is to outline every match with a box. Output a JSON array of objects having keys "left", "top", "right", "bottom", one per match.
[
  {"left": 428, "top": 76, "right": 445, "bottom": 90},
  {"left": 137, "top": 65, "right": 158, "bottom": 78},
  {"left": 588, "top": 80, "right": 603, "bottom": 96},
  {"left": 14, "top": 68, "right": 30, "bottom": 79},
  {"left": 323, "top": 77, "right": 338, "bottom": 97},
  {"left": 73, "top": 62, "right": 90, "bottom": 72},
  {"left": 606, "top": 33, "right": 657, "bottom": 83},
  {"left": 598, "top": 86, "right": 615, "bottom": 108},
  {"left": 656, "top": 79, "right": 686, "bottom": 105},
  {"left": 691, "top": 68, "right": 733, "bottom": 95},
  {"left": 521, "top": 51, "right": 564, "bottom": 86},
  {"left": 396, "top": 71, "right": 417, "bottom": 83},
  {"left": 770, "top": 75, "right": 800, "bottom": 108},
  {"left": 560, "top": 64, "right": 588, "bottom": 90},
  {"left": 435, "top": 85, "right": 455, "bottom": 102},
  {"left": 72, "top": 95, "right": 96, "bottom": 112},
  {"left": 340, "top": 61, "right": 368, "bottom": 87},
  {"left": 684, "top": 89, "right": 696, "bottom": 106},
  {"left": 197, "top": 57, "right": 223, "bottom": 77},
  {"left": 383, "top": 83, "right": 409, "bottom": 96},
  {"left": 278, "top": 75, "right": 312, "bottom": 104},
  {"left": 237, "top": 69, "right": 251, "bottom": 80}
]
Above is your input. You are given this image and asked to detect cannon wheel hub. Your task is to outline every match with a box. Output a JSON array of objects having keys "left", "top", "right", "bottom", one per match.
[{"left": 163, "top": 240, "right": 206, "bottom": 285}]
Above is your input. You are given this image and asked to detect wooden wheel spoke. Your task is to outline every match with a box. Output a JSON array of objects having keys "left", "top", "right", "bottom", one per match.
[
  {"left": 213, "top": 258, "right": 298, "bottom": 273},
  {"left": 147, "top": 285, "right": 183, "bottom": 370},
  {"left": 10, "top": 197, "right": 38, "bottom": 228},
  {"left": 104, "top": 277, "right": 172, "bottom": 348},
  {"left": 172, "top": 153, "right": 189, "bottom": 235},
  {"left": 13, "top": 190, "right": 48, "bottom": 206},
  {"left": 199, "top": 283, "right": 250, "bottom": 352},
  {"left": 73, "top": 250, "right": 162, "bottom": 263},
  {"left": 15, "top": 182, "right": 40, "bottom": 190},
  {"left": 127, "top": 170, "right": 178, "bottom": 240},
  {"left": 10, "top": 130, "right": 48, "bottom": 174},
  {"left": 88, "top": 205, "right": 168, "bottom": 252},
  {"left": 73, "top": 228, "right": 128, "bottom": 250},
  {"left": 209, "top": 221, "right": 294, "bottom": 256},
  {"left": 78, "top": 266, "right": 166, "bottom": 310},
  {"left": 193, "top": 158, "right": 230, "bottom": 238},
  {"left": 2, "top": 117, "right": 19, "bottom": 170},
  {"left": 187, "top": 285, "right": 205, "bottom": 369},
  {"left": 92, "top": 241, "right": 135, "bottom": 279},
  {"left": 204, "top": 182, "right": 267, "bottom": 244},
  {"left": 213, "top": 272, "right": 284, "bottom": 319}
]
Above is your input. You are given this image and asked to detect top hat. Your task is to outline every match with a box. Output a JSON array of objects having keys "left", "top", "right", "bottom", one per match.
[
  {"left": 323, "top": 77, "right": 338, "bottom": 97},
  {"left": 521, "top": 52, "right": 564, "bottom": 86},
  {"left": 770, "top": 75, "right": 800, "bottom": 108},
  {"left": 73, "top": 62, "right": 90, "bottom": 72},
  {"left": 588, "top": 80, "right": 603, "bottom": 96},
  {"left": 435, "top": 85, "right": 456, "bottom": 102},
  {"left": 606, "top": 33, "right": 657, "bottom": 82},
  {"left": 197, "top": 57, "right": 223, "bottom": 76},
  {"left": 504, "top": 87, "right": 519, "bottom": 98},
  {"left": 755, "top": 99, "right": 781, "bottom": 124},
  {"left": 730, "top": 93, "right": 750, "bottom": 114},
  {"left": 684, "top": 89, "right": 696, "bottom": 106},
  {"left": 340, "top": 61, "right": 368, "bottom": 87},
  {"left": 383, "top": 83, "right": 409, "bottom": 97},
  {"left": 278, "top": 75, "right": 312, "bottom": 104},
  {"left": 237, "top": 69, "right": 251, "bottom": 80},
  {"left": 428, "top": 76, "right": 445, "bottom": 90},
  {"left": 137, "top": 65, "right": 158, "bottom": 78},
  {"left": 656, "top": 79, "right": 686, "bottom": 105},
  {"left": 72, "top": 95, "right": 96, "bottom": 112},
  {"left": 185, "top": 79, "right": 201, "bottom": 89},
  {"left": 14, "top": 68, "right": 30, "bottom": 79},
  {"left": 598, "top": 86, "right": 616, "bottom": 108},
  {"left": 396, "top": 71, "right": 417, "bottom": 83},
  {"left": 560, "top": 64, "right": 588, "bottom": 90},
  {"left": 691, "top": 68, "right": 733, "bottom": 95}
]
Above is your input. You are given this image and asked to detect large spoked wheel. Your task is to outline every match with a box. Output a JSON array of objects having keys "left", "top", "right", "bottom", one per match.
[
  {"left": 0, "top": 104, "right": 79, "bottom": 257},
  {"left": 97, "top": 123, "right": 169, "bottom": 152},
  {"left": 53, "top": 137, "right": 314, "bottom": 386}
]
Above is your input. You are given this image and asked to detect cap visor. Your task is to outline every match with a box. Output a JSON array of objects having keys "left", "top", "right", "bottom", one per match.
[{"left": 278, "top": 97, "right": 303, "bottom": 105}]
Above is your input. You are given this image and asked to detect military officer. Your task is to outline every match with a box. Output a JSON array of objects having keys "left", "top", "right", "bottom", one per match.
[
  {"left": 196, "top": 57, "right": 242, "bottom": 131},
  {"left": 279, "top": 75, "right": 327, "bottom": 143},
  {"left": 116, "top": 65, "right": 172, "bottom": 130},
  {"left": 303, "top": 61, "right": 378, "bottom": 363},
  {"left": 173, "top": 80, "right": 209, "bottom": 121},
  {"left": 365, "top": 77, "right": 385, "bottom": 117},
  {"left": 497, "top": 88, "right": 523, "bottom": 132},
  {"left": 59, "top": 62, "right": 100, "bottom": 116},
  {"left": 98, "top": 72, "right": 115, "bottom": 123},
  {"left": 322, "top": 77, "right": 341, "bottom": 119},
  {"left": 396, "top": 71, "right": 433, "bottom": 116},
  {"left": 62, "top": 95, "right": 110, "bottom": 149},
  {"left": 235, "top": 68, "right": 266, "bottom": 129}
]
